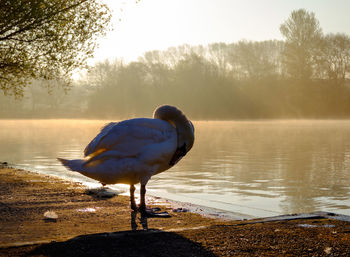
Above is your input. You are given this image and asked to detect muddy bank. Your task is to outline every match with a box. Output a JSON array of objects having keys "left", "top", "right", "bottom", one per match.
[{"left": 1, "top": 167, "right": 350, "bottom": 256}]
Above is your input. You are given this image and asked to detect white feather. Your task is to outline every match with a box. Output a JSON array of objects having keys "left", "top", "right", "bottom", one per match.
[
  {"left": 58, "top": 106, "right": 194, "bottom": 190},
  {"left": 59, "top": 118, "right": 177, "bottom": 185}
]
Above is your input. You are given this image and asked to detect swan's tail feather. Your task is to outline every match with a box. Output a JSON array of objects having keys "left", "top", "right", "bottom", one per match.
[
  {"left": 57, "top": 157, "right": 68, "bottom": 165},
  {"left": 57, "top": 158, "right": 84, "bottom": 172}
]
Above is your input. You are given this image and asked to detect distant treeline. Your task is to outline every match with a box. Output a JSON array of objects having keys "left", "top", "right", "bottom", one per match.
[
  {"left": 83, "top": 39, "right": 350, "bottom": 119},
  {"left": 1, "top": 9, "right": 350, "bottom": 120}
]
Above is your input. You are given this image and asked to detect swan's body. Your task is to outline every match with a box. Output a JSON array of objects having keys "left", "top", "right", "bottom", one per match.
[
  {"left": 58, "top": 105, "right": 194, "bottom": 216},
  {"left": 64, "top": 118, "right": 177, "bottom": 185}
]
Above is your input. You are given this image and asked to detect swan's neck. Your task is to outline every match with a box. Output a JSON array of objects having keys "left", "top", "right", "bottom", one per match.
[{"left": 153, "top": 105, "right": 194, "bottom": 152}]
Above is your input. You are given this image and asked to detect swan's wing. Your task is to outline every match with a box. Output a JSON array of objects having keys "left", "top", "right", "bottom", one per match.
[
  {"left": 84, "top": 122, "right": 117, "bottom": 157},
  {"left": 77, "top": 118, "right": 177, "bottom": 185},
  {"left": 84, "top": 118, "right": 175, "bottom": 160}
]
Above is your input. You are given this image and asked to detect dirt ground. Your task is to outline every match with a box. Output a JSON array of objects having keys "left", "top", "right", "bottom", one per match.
[{"left": 1, "top": 166, "right": 350, "bottom": 256}]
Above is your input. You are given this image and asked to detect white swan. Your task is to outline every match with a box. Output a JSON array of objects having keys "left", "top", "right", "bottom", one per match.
[{"left": 58, "top": 105, "right": 194, "bottom": 217}]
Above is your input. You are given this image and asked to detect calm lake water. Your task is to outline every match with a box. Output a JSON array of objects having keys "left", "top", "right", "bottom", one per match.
[{"left": 1, "top": 119, "right": 350, "bottom": 218}]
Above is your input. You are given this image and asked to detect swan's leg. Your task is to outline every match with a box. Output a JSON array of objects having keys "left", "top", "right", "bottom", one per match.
[
  {"left": 130, "top": 210, "right": 138, "bottom": 230},
  {"left": 139, "top": 184, "right": 171, "bottom": 218},
  {"left": 139, "top": 184, "right": 147, "bottom": 213},
  {"left": 130, "top": 184, "right": 137, "bottom": 211}
]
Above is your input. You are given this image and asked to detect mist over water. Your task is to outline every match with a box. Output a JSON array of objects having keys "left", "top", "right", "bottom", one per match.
[{"left": 1, "top": 119, "right": 350, "bottom": 217}]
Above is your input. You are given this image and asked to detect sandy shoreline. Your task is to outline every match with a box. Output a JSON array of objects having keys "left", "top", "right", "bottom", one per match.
[{"left": 1, "top": 166, "right": 350, "bottom": 256}]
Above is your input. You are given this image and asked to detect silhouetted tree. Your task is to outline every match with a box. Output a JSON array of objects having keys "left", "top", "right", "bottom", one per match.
[
  {"left": 316, "top": 33, "right": 350, "bottom": 85},
  {"left": 229, "top": 40, "right": 282, "bottom": 79},
  {"left": 280, "top": 9, "right": 323, "bottom": 80},
  {"left": 0, "top": 0, "right": 111, "bottom": 96},
  {"left": 207, "top": 43, "right": 230, "bottom": 77}
]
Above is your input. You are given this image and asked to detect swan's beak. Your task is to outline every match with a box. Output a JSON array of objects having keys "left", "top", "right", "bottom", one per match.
[{"left": 169, "top": 144, "right": 187, "bottom": 166}]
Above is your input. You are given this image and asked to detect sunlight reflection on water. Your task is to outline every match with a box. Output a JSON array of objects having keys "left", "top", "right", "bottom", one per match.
[{"left": 1, "top": 119, "right": 350, "bottom": 217}]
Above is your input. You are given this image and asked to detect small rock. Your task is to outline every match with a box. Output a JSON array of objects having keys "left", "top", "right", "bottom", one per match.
[
  {"left": 0, "top": 162, "right": 8, "bottom": 168},
  {"left": 324, "top": 247, "right": 332, "bottom": 255},
  {"left": 44, "top": 211, "right": 58, "bottom": 221},
  {"left": 85, "top": 187, "right": 120, "bottom": 198},
  {"left": 172, "top": 207, "right": 190, "bottom": 213}
]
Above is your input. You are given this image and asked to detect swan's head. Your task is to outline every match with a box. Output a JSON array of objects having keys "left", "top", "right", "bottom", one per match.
[{"left": 154, "top": 105, "right": 195, "bottom": 165}]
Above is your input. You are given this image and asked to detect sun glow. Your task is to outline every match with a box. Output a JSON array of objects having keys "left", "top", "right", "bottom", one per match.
[
  {"left": 92, "top": 0, "right": 283, "bottom": 64},
  {"left": 92, "top": 0, "right": 191, "bottom": 64},
  {"left": 91, "top": 0, "right": 350, "bottom": 65}
]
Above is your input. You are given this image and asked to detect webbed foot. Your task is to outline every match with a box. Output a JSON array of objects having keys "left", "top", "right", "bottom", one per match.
[{"left": 139, "top": 207, "right": 171, "bottom": 218}]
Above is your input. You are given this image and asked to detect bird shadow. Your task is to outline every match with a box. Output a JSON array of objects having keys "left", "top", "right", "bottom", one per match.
[
  {"left": 24, "top": 212, "right": 217, "bottom": 257},
  {"left": 131, "top": 211, "right": 148, "bottom": 230}
]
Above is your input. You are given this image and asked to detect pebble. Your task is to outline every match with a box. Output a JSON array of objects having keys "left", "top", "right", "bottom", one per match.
[
  {"left": 85, "top": 187, "right": 120, "bottom": 198},
  {"left": 0, "top": 162, "right": 8, "bottom": 168},
  {"left": 44, "top": 211, "right": 58, "bottom": 221},
  {"left": 172, "top": 207, "right": 190, "bottom": 213}
]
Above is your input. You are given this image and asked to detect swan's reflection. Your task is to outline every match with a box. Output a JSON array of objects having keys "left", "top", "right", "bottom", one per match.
[{"left": 131, "top": 211, "right": 148, "bottom": 231}]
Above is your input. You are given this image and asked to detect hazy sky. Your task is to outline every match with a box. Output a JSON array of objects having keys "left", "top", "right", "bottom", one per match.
[{"left": 92, "top": 0, "right": 350, "bottom": 64}]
